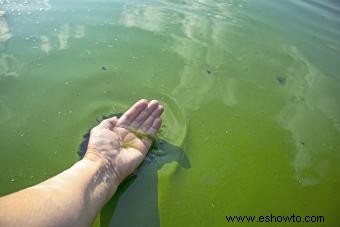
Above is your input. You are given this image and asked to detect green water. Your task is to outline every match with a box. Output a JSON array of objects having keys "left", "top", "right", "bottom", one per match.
[{"left": 1, "top": 0, "right": 340, "bottom": 226}]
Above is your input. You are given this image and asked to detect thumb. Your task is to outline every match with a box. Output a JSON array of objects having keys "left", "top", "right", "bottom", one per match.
[{"left": 99, "top": 116, "right": 118, "bottom": 130}]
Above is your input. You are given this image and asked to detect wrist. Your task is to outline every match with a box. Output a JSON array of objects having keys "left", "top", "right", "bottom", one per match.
[{"left": 82, "top": 150, "right": 121, "bottom": 199}]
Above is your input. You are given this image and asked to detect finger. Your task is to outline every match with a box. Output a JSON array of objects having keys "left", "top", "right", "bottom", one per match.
[
  {"left": 140, "top": 117, "right": 162, "bottom": 151},
  {"left": 129, "top": 100, "right": 159, "bottom": 129},
  {"left": 116, "top": 99, "right": 149, "bottom": 127},
  {"left": 99, "top": 116, "right": 118, "bottom": 130},
  {"left": 139, "top": 105, "right": 164, "bottom": 132},
  {"left": 146, "top": 117, "right": 162, "bottom": 137}
]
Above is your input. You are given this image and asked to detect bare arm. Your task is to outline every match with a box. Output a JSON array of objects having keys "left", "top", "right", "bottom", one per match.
[
  {"left": 0, "top": 99, "right": 163, "bottom": 227},
  {"left": 0, "top": 157, "right": 118, "bottom": 227}
]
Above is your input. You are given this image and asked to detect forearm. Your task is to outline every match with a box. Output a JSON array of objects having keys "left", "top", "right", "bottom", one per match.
[{"left": 0, "top": 155, "right": 119, "bottom": 227}]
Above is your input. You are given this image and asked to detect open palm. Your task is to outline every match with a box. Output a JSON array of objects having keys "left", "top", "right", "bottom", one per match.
[{"left": 85, "top": 99, "right": 163, "bottom": 183}]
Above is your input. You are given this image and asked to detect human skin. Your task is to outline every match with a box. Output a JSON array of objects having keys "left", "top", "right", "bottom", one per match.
[{"left": 0, "top": 99, "right": 164, "bottom": 227}]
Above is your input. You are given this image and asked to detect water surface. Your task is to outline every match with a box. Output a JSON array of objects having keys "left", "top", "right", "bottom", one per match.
[{"left": 0, "top": 0, "right": 339, "bottom": 226}]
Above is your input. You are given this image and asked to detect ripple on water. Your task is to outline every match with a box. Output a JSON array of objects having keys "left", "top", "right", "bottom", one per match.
[{"left": 67, "top": 76, "right": 187, "bottom": 146}]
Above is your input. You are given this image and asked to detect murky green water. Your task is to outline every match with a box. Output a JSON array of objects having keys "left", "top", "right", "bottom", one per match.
[{"left": 1, "top": 0, "right": 340, "bottom": 226}]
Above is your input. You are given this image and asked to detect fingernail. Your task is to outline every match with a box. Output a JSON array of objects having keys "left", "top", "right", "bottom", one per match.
[
  {"left": 139, "top": 99, "right": 149, "bottom": 103},
  {"left": 159, "top": 105, "right": 164, "bottom": 111}
]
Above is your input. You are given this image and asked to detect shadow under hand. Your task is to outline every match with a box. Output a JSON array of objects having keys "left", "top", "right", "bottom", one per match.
[
  {"left": 78, "top": 113, "right": 190, "bottom": 227},
  {"left": 102, "top": 139, "right": 190, "bottom": 227}
]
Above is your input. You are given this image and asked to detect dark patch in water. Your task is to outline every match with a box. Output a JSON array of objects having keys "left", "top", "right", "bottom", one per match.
[
  {"left": 277, "top": 74, "right": 286, "bottom": 85},
  {"left": 102, "top": 66, "right": 107, "bottom": 71},
  {"left": 207, "top": 69, "right": 212, "bottom": 75}
]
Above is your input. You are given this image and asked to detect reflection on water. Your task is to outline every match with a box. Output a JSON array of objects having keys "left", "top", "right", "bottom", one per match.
[
  {"left": 0, "top": 0, "right": 340, "bottom": 226},
  {"left": 37, "top": 23, "right": 86, "bottom": 53},
  {"left": 119, "top": 0, "right": 245, "bottom": 111},
  {"left": 0, "top": 1, "right": 89, "bottom": 80},
  {"left": 0, "top": 53, "right": 22, "bottom": 78},
  {"left": 57, "top": 23, "right": 85, "bottom": 50},
  {"left": 0, "top": 0, "right": 51, "bottom": 13},
  {"left": 0, "top": 10, "right": 16, "bottom": 78},
  {"left": 220, "top": 77, "right": 238, "bottom": 106},
  {"left": 278, "top": 45, "right": 340, "bottom": 186},
  {"left": 0, "top": 10, "right": 11, "bottom": 46}
]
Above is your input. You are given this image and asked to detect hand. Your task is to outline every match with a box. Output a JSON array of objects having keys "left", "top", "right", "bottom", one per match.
[{"left": 84, "top": 99, "right": 164, "bottom": 183}]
